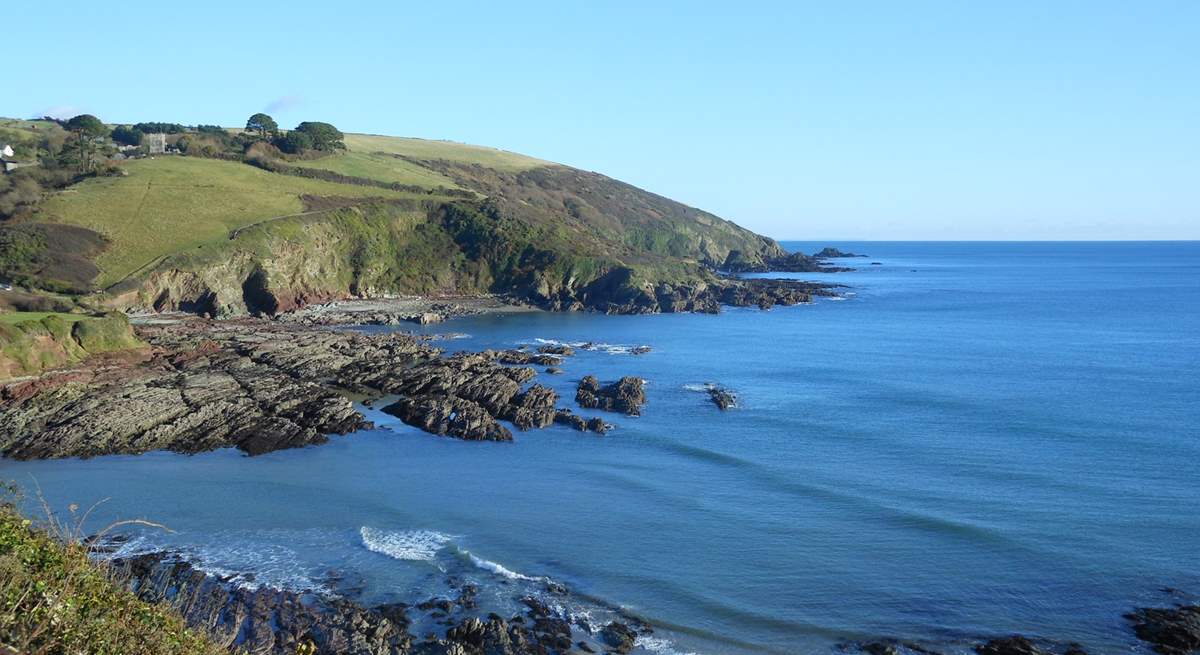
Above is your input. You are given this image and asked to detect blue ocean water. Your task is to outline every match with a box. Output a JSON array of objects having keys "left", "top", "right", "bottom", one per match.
[{"left": 3, "top": 242, "right": 1198, "bottom": 654}]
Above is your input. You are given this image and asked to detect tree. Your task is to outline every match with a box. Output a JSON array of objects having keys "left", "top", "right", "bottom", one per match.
[
  {"left": 110, "top": 125, "right": 143, "bottom": 147},
  {"left": 294, "top": 121, "right": 344, "bottom": 151},
  {"left": 245, "top": 113, "right": 278, "bottom": 139},
  {"left": 132, "top": 121, "right": 185, "bottom": 134},
  {"left": 62, "top": 114, "right": 110, "bottom": 173},
  {"left": 273, "top": 131, "right": 313, "bottom": 154}
]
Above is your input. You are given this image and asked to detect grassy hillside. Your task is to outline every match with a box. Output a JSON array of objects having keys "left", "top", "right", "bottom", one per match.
[
  {"left": 1, "top": 118, "right": 788, "bottom": 314},
  {"left": 38, "top": 157, "right": 450, "bottom": 287},
  {"left": 291, "top": 150, "right": 462, "bottom": 189},
  {"left": 342, "top": 133, "right": 548, "bottom": 171},
  {"left": 0, "top": 500, "right": 225, "bottom": 655}
]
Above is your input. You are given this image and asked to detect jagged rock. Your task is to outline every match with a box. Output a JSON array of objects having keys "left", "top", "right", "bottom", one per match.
[
  {"left": 111, "top": 552, "right": 412, "bottom": 655},
  {"left": 545, "top": 367, "right": 563, "bottom": 375},
  {"left": 600, "top": 622, "right": 637, "bottom": 654},
  {"left": 537, "top": 344, "right": 574, "bottom": 356},
  {"left": 553, "top": 409, "right": 608, "bottom": 434},
  {"left": 1126, "top": 605, "right": 1200, "bottom": 655},
  {"left": 630, "top": 346, "right": 651, "bottom": 355},
  {"left": 503, "top": 384, "right": 558, "bottom": 430},
  {"left": 576, "top": 375, "right": 646, "bottom": 416},
  {"left": 383, "top": 396, "right": 513, "bottom": 442}
]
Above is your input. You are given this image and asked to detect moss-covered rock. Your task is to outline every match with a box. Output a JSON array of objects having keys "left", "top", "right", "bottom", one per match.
[{"left": 0, "top": 312, "right": 142, "bottom": 380}]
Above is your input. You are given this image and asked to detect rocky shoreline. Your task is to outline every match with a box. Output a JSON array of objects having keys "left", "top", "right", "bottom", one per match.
[
  {"left": 91, "top": 543, "right": 1200, "bottom": 655},
  {"left": 4, "top": 276, "right": 1197, "bottom": 655},
  {"left": 0, "top": 276, "right": 836, "bottom": 460}
]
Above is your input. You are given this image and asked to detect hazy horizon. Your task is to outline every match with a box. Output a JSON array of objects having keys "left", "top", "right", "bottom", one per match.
[{"left": 7, "top": 1, "right": 1197, "bottom": 240}]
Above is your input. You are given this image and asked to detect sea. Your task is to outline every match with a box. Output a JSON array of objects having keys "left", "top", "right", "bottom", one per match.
[{"left": 3, "top": 242, "right": 1198, "bottom": 654}]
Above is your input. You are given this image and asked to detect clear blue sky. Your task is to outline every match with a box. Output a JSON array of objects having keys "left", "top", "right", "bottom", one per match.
[{"left": 7, "top": 1, "right": 1198, "bottom": 239}]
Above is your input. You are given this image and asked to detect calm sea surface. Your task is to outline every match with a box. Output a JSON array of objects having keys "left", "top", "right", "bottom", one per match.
[{"left": 3, "top": 242, "right": 1198, "bottom": 654}]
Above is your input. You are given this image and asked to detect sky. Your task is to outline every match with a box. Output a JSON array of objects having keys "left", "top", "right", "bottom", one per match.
[{"left": 5, "top": 1, "right": 1197, "bottom": 240}]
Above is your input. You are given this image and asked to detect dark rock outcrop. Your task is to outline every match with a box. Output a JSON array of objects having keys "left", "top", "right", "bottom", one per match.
[
  {"left": 536, "top": 344, "right": 574, "bottom": 356},
  {"left": 705, "top": 384, "right": 736, "bottom": 410},
  {"left": 575, "top": 375, "right": 646, "bottom": 416},
  {"left": 1126, "top": 605, "right": 1200, "bottom": 654},
  {"left": 0, "top": 318, "right": 617, "bottom": 458},
  {"left": 974, "top": 636, "right": 1050, "bottom": 655},
  {"left": 383, "top": 395, "right": 513, "bottom": 442},
  {"left": 813, "top": 247, "right": 867, "bottom": 258},
  {"left": 600, "top": 621, "right": 637, "bottom": 654},
  {"left": 502, "top": 384, "right": 558, "bottom": 430},
  {"left": 553, "top": 409, "right": 609, "bottom": 434},
  {"left": 111, "top": 552, "right": 412, "bottom": 655},
  {"left": 0, "top": 329, "right": 369, "bottom": 459}
]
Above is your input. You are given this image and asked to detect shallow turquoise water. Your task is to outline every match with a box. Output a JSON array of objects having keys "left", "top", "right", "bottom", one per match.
[{"left": 3, "top": 242, "right": 1198, "bottom": 654}]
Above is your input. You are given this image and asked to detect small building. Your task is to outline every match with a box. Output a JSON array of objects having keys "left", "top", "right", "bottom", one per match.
[
  {"left": 143, "top": 133, "right": 167, "bottom": 155},
  {"left": 1, "top": 144, "right": 32, "bottom": 173}
]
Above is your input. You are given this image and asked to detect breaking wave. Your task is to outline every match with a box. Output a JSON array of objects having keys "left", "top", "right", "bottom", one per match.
[
  {"left": 531, "top": 337, "right": 651, "bottom": 355},
  {"left": 360, "top": 527, "right": 454, "bottom": 561}
]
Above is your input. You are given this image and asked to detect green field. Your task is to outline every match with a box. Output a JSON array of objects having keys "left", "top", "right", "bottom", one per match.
[
  {"left": 38, "top": 157, "right": 437, "bottom": 286},
  {"left": 292, "top": 150, "right": 463, "bottom": 188},
  {"left": 343, "top": 134, "right": 548, "bottom": 171},
  {"left": 0, "top": 311, "right": 86, "bottom": 325}
]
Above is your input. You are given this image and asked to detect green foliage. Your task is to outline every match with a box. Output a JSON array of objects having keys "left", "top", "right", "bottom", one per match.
[
  {"left": 294, "top": 121, "right": 344, "bottom": 151},
  {"left": 0, "top": 170, "right": 43, "bottom": 219},
  {"left": 62, "top": 114, "right": 111, "bottom": 174},
  {"left": 245, "top": 113, "right": 278, "bottom": 138},
  {"left": 71, "top": 312, "right": 140, "bottom": 352},
  {"left": 0, "top": 313, "right": 141, "bottom": 379},
  {"left": 274, "top": 130, "right": 312, "bottom": 154},
  {"left": 64, "top": 114, "right": 107, "bottom": 137},
  {"left": 110, "top": 125, "right": 143, "bottom": 147},
  {"left": 194, "top": 125, "right": 228, "bottom": 135},
  {"left": 0, "top": 500, "right": 227, "bottom": 655},
  {"left": 131, "top": 122, "right": 186, "bottom": 134}
]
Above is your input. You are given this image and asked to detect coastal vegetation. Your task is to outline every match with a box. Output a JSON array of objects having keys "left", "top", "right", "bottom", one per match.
[
  {"left": 0, "top": 311, "right": 141, "bottom": 379},
  {"left": 0, "top": 495, "right": 225, "bottom": 655}
]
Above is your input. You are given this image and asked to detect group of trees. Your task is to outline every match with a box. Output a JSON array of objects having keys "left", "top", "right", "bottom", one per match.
[
  {"left": 15, "top": 111, "right": 345, "bottom": 175},
  {"left": 243, "top": 113, "right": 345, "bottom": 154}
]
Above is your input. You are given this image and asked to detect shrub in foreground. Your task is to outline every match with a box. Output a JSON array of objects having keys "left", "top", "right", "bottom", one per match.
[{"left": 0, "top": 499, "right": 226, "bottom": 655}]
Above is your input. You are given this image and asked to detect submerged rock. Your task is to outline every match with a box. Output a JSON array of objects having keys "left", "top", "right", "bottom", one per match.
[
  {"left": 575, "top": 375, "right": 646, "bottom": 416},
  {"left": 705, "top": 384, "right": 737, "bottom": 410}
]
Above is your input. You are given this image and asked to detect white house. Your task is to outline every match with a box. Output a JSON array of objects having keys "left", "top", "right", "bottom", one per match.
[{"left": 0, "top": 145, "right": 13, "bottom": 158}]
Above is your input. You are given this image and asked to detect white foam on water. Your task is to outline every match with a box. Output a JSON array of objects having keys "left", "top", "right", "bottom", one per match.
[
  {"left": 636, "top": 635, "right": 701, "bottom": 655},
  {"left": 360, "top": 527, "right": 454, "bottom": 562},
  {"left": 464, "top": 551, "right": 541, "bottom": 581},
  {"left": 97, "top": 535, "right": 327, "bottom": 593},
  {"left": 682, "top": 383, "right": 709, "bottom": 392},
  {"left": 530, "top": 337, "right": 650, "bottom": 355}
]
